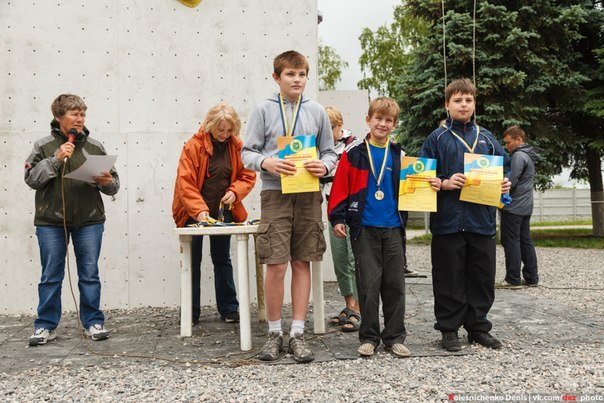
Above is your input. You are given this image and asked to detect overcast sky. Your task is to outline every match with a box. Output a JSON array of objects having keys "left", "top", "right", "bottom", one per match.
[{"left": 317, "top": 0, "right": 399, "bottom": 90}]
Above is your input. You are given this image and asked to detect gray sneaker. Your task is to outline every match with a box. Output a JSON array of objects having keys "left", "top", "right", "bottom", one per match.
[
  {"left": 288, "top": 333, "right": 314, "bottom": 363},
  {"left": 258, "top": 332, "right": 283, "bottom": 361},
  {"left": 29, "top": 328, "right": 56, "bottom": 346}
]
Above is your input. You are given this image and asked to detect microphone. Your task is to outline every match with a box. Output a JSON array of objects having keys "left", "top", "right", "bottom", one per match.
[{"left": 64, "top": 128, "right": 78, "bottom": 163}]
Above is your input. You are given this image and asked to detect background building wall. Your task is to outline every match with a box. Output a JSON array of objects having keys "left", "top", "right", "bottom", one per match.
[{"left": 0, "top": 0, "right": 321, "bottom": 314}]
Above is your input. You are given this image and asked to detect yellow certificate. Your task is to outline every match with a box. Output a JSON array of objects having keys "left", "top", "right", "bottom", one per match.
[
  {"left": 277, "top": 134, "right": 319, "bottom": 194},
  {"left": 460, "top": 153, "right": 503, "bottom": 207},
  {"left": 398, "top": 156, "right": 437, "bottom": 212}
]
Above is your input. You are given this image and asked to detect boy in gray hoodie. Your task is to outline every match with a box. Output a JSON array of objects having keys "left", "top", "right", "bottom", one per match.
[
  {"left": 497, "top": 125, "right": 539, "bottom": 288},
  {"left": 242, "top": 50, "right": 336, "bottom": 363}
]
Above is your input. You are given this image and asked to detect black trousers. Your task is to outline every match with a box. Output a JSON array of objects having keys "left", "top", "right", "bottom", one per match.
[
  {"left": 431, "top": 232, "right": 496, "bottom": 333},
  {"left": 500, "top": 212, "right": 539, "bottom": 285},
  {"left": 351, "top": 226, "right": 406, "bottom": 347}
]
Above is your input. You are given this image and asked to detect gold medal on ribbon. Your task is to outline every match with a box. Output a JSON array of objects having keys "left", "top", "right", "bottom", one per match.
[
  {"left": 365, "top": 139, "right": 389, "bottom": 202},
  {"left": 278, "top": 93, "right": 301, "bottom": 137}
]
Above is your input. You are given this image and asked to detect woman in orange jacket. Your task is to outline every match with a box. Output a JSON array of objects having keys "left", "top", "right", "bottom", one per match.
[{"left": 172, "top": 103, "right": 256, "bottom": 324}]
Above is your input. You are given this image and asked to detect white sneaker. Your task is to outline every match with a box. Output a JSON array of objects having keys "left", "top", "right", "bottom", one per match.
[
  {"left": 29, "top": 328, "right": 56, "bottom": 346},
  {"left": 85, "top": 324, "right": 109, "bottom": 341}
]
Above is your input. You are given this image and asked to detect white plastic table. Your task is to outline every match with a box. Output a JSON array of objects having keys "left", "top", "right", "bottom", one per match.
[{"left": 174, "top": 225, "right": 325, "bottom": 351}]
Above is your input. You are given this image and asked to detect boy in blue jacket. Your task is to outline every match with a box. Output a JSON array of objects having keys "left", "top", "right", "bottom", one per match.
[
  {"left": 329, "top": 97, "right": 441, "bottom": 357},
  {"left": 420, "top": 78, "right": 511, "bottom": 352}
]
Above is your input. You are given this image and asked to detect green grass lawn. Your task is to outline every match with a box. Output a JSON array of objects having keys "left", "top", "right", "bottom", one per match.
[
  {"left": 531, "top": 228, "right": 603, "bottom": 249},
  {"left": 408, "top": 227, "right": 603, "bottom": 249},
  {"left": 531, "top": 219, "right": 592, "bottom": 227}
]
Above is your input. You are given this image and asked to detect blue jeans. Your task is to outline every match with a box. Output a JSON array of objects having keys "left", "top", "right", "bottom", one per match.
[
  {"left": 186, "top": 216, "right": 239, "bottom": 321},
  {"left": 34, "top": 224, "right": 105, "bottom": 330}
]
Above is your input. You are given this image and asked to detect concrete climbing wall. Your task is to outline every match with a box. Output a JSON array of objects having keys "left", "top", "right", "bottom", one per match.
[{"left": 0, "top": 0, "right": 320, "bottom": 314}]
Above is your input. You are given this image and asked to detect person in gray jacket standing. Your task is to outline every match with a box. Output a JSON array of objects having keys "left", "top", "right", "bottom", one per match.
[{"left": 496, "top": 126, "right": 539, "bottom": 288}]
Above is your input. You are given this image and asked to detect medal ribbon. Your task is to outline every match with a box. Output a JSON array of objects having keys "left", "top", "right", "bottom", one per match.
[
  {"left": 442, "top": 121, "right": 480, "bottom": 153},
  {"left": 278, "top": 93, "right": 302, "bottom": 136},
  {"left": 365, "top": 139, "right": 389, "bottom": 191}
]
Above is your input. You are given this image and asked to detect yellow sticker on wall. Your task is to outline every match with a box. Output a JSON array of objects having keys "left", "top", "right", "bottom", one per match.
[{"left": 177, "top": 0, "right": 202, "bottom": 8}]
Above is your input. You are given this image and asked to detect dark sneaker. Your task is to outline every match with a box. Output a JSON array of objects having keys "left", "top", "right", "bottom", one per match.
[
  {"left": 29, "top": 328, "right": 56, "bottom": 346},
  {"left": 258, "top": 332, "right": 283, "bottom": 361},
  {"left": 442, "top": 331, "right": 461, "bottom": 352},
  {"left": 468, "top": 332, "right": 502, "bottom": 349},
  {"left": 222, "top": 311, "right": 240, "bottom": 323},
  {"left": 288, "top": 333, "right": 314, "bottom": 363},
  {"left": 494, "top": 280, "right": 522, "bottom": 289},
  {"left": 85, "top": 324, "right": 109, "bottom": 341},
  {"left": 521, "top": 279, "right": 539, "bottom": 287}
]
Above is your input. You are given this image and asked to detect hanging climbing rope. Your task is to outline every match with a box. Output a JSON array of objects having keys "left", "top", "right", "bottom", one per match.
[{"left": 441, "top": 0, "right": 478, "bottom": 92}]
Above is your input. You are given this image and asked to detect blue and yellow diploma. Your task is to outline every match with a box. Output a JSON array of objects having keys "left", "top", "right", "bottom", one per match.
[
  {"left": 398, "top": 156, "right": 438, "bottom": 212},
  {"left": 277, "top": 134, "right": 320, "bottom": 194},
  {"left": 460, "top": 153, "right": 503, "bottom": 207}
]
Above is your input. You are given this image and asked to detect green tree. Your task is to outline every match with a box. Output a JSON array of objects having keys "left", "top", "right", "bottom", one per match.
[
  {"left": 360, "top": 0, "right": 603, "bottom": 235},
  {"left": 358, "top": 4, "right": 429, "bottom": 99},
  {"left": 318, "top": 43, "right": 349, "bottom": 91}
]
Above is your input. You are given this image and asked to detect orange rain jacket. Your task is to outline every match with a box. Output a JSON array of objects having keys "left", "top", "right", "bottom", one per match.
[{"left": 172, "top": 128, "right": 256, "bottom": 228}]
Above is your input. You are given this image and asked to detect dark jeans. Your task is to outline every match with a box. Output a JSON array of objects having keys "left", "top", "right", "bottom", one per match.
[
  {"left": 351, "top": 226, "right": 406, "bottom": 347},
  {"left": 500, "top": 212, "right": 539, "bottom": 285},
  {"left": 185, "top": 215, "right": 239, "bottom": 321},
  {"left": 431, "top": 232, "right": 496, "bottom": 333}
]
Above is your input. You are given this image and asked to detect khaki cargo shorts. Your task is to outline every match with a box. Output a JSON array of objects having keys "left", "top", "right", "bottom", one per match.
[{"left": 255, "top": 190, "right": 326, "bottom": 265}]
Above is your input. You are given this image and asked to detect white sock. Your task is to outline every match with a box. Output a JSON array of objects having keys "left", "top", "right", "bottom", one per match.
[
  {"left": 290, "top": 319, "right": 305, "bottom": 337},
  {"left": 268, "top": 319, "right": 282, "bottom": 336}
]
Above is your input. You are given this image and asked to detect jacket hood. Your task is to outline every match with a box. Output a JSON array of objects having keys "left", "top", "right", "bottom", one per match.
[
  {"left": 514, "top": 144, "right": 538, "bottom": 162},
  {"left": 50, "top": 119, "right": 89, "bottom": 142}
]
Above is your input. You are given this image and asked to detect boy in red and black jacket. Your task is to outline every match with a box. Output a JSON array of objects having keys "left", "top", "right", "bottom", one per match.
[{"left": 328, "top": 97, "right": 440, "bottom": 357}]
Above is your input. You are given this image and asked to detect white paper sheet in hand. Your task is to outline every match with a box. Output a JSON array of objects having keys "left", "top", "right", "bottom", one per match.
[{"left": 64, "top": 155, "right": 118, "bottom": 183}]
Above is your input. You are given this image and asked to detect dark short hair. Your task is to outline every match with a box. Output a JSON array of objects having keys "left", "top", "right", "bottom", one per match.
[
  {"left": 51, "top": 94, "right": 87, "bottom": 118},
  {"left": 445, "top": 78, "right": 476, "bottom": 103},
  {"left": 273, "top": 50, "right": 309, "bottom": 76},
  {"left": 503, "top": 125, "right": 526, "bottom": 141}
]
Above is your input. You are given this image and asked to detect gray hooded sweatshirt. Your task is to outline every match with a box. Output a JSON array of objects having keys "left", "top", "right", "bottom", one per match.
[
  {"left": 242, "top": 93, "right": 337, "bottom": 191},
  {"left": 504, "top": 144, "right": 538, "bottom": 216}
]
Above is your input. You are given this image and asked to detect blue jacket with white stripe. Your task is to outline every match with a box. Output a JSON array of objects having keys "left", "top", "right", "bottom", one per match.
[{"left": 419, "top": 118, "right": 510, "bottom": 236}]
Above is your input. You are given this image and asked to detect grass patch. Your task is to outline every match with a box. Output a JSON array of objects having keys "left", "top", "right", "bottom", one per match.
[
  {"left": 531, "top": 219, "right": 592, "bottom": 227},
  {"left": 407, "top": 233, "right": 432, "bottom": 245},
  {"left": 408, "top": 228, "right": 603, "bottom": 249},
  {"left": 531, "top": 228, "right": 603, "bottom": 249}
]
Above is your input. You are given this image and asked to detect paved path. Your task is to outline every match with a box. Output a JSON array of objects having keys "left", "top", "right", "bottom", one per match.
[{"left": 1, "top": 243, "right": 602, "bottom": 373}]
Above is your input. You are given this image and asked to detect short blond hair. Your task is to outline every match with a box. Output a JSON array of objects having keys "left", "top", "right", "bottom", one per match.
[
  {"left": 368, "top": 97, "right": 400, "bottom": 122},
  {"left": 273, "top": 50, "right": 309, "bottom": 76},
  {"left": 51, "top": 94, "right": 87, "bottom": 118},
  {"left": 325, "top": 106, "right": 343, "bottom": 128},
  {"left": 201, "top": 103, "right": 241, "bottom": 137}
]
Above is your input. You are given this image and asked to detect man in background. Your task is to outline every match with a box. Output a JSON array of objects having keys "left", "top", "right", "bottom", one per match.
[{"left": 497, "top": 126, "right": 539, "bottom": 289}]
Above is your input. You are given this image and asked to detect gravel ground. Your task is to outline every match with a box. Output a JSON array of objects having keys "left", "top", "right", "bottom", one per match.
[{"left": 1, "top": 245, "right": 603, "bottom": 402}]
